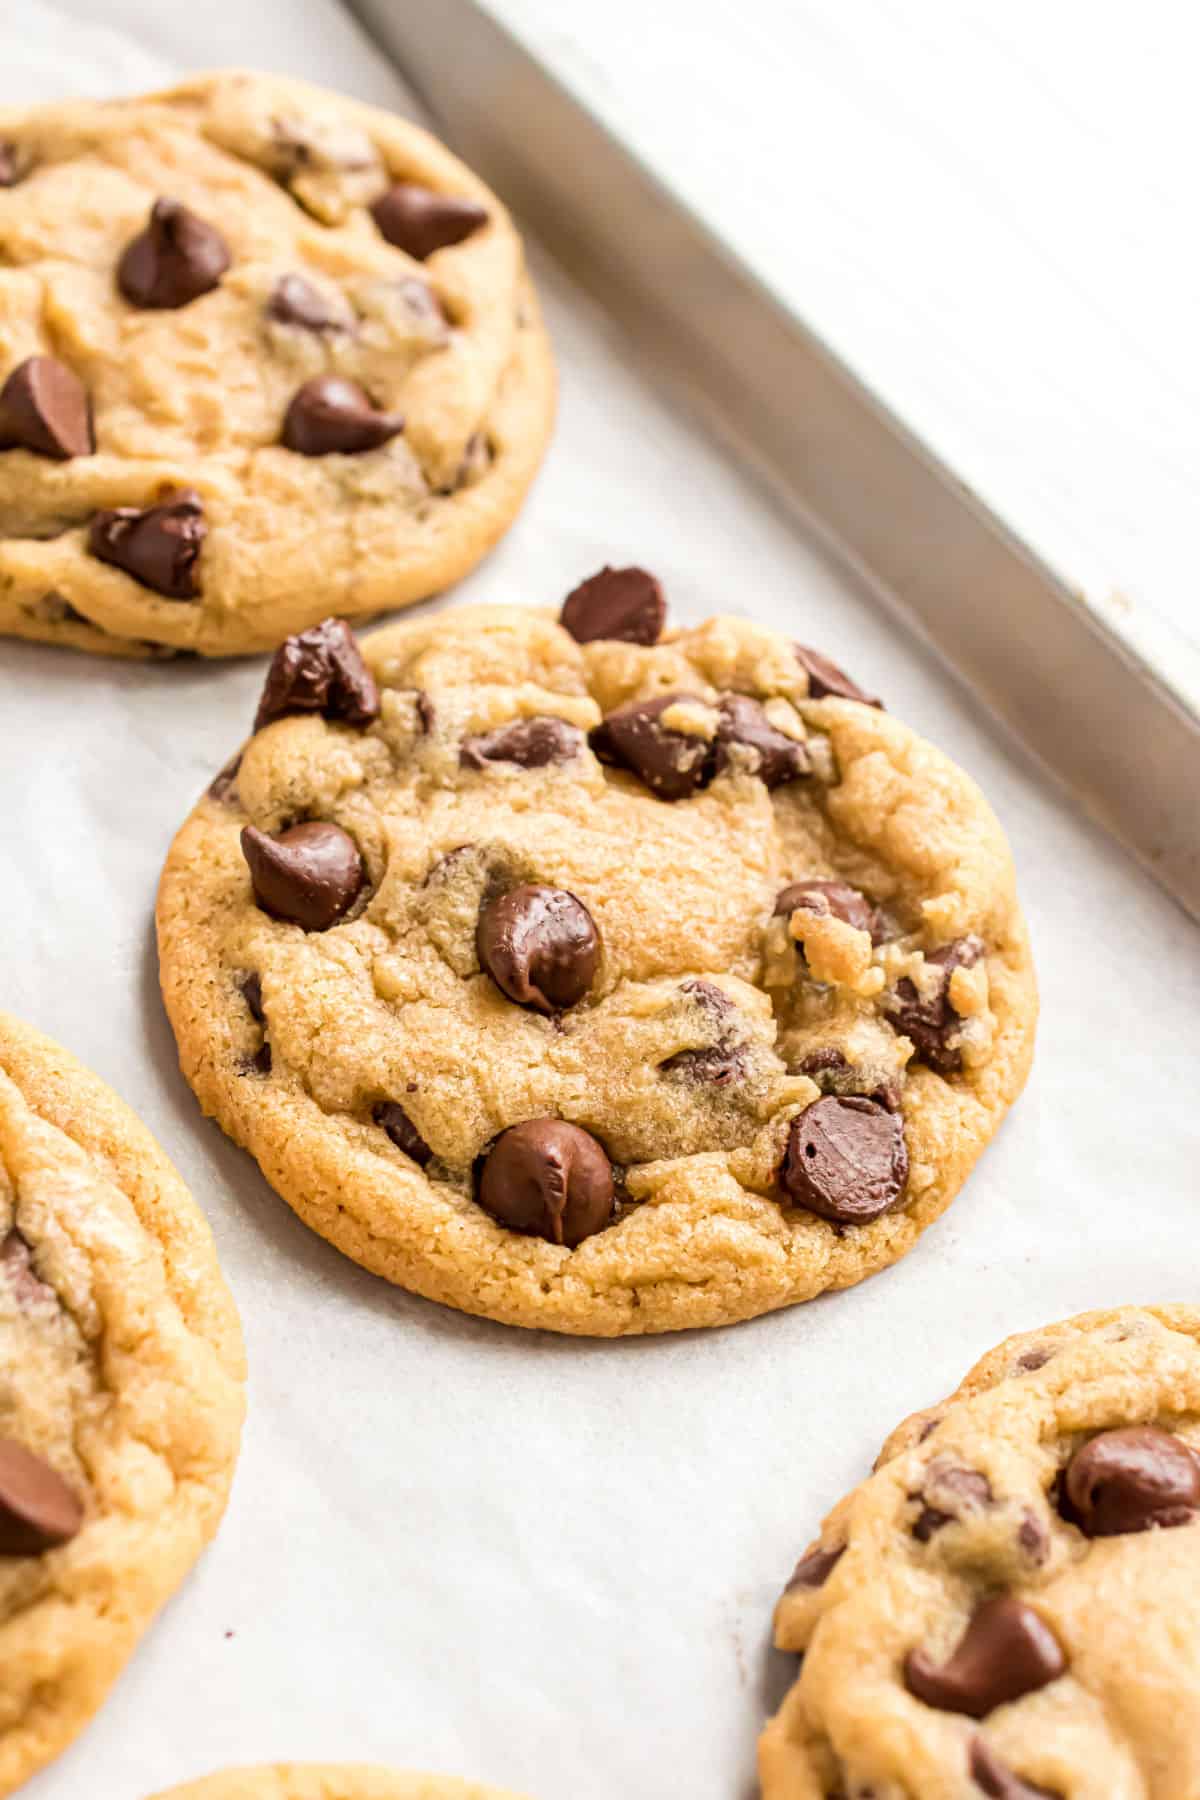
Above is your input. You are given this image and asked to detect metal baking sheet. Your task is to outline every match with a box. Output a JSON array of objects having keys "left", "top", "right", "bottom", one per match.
[{"left": 3, "top": 7, "right": 1199, "bottom": 1800}]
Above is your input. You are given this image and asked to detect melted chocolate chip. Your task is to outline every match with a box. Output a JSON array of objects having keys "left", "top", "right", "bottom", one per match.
[
  {"left": 0, "top": 357, "right": 94, "bottom": 459},
  {"left": 1017, "top": 1509, "right": 1050, "bottom": 1564},
  {"left": 0, "top": 1230, "right": 55, "bottom": 1309},
  {"left": 282, "top": 375, "right": 404, "bottom": 455},
  {"left": 794, "top": 644, "right": 882, "bottom": 708},
  {"left": 460, "top": 716, "right": 583, "bottom": 770},
  {"left": 267, "top": 273, "right": 346, "bottom": 331},
  {"left": 797, "top": 1047, "right": 850, "bottom": 1079},
  {"left": 1061, "top": 1426, "right": 1200, "bottom": 1537},
  {"left": 87, "top": 488, "right": 206, "bottom": 599},
  {"left": 659, "top": 1042, "right": 748, "bottom": 1087},
  {"left": 117, "top": 198, "right": 231, "bottom": 309},
  {"left": 208, "top": 752, "right": 242, "bottom": 805},
  {"left": 0, "top": 1438, "right": 83, "bottom": 1555},
  {"left": 476, "top": 884, "right": 599, "bottom": 1014},
  {"left": 590, "top": 692, "right": 716, "bottom": 800},
  {"left": 476, "top": 1119, "right": 615, "bottom": 1248},
  {"left": 781, "top": 1096, "right": 907, "bottom": 1224},
  {"left": 912, "top": 1464, "right": 993, "bottom": 1541},
  {"left": 969, "top": 1738, "right": 1060, "bottom": 1799},
  {"left": 774, "top": 878, "right": 881, "bottom": 941},
  {"left": 371, "top": 183, "right": 489, "bottom": 259},
  {"left": 0, "top": 143, "right": 19, "bottom": 187},
  {"left": 785, "top": 1541, "right": 846, "bottom": 1591},
  {"left": 904, "top": 1595, "right": 1065, "bottom": 1718},
  {"left": 884, "top": 937, "right": 984, "bottom": 1076},
  {"left": 373, "top": 1100, "right": 433, "bottom": 1168},
  {"left": 241, "top": 822, "right": 364, "bottom": 931},
  {"left": 715, "top": 695, "right": 810, "bottom": 786},
  {"left": 254, "top": 616, "right": 380, "bottom": 732},
  {"left": 560, "top": 565, "right": 666, "bottom": 645},
  {"left": 239, "top": 971, "right": 265, "bottom": 1024},
  {"left": 244, "top": 1042, "right": 272, "bottom": 1077}
]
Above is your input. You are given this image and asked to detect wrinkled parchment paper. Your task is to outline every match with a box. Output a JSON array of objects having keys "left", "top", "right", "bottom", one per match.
[{"left": 4, "top": 6, "right": 1199, "bottom": 1798}]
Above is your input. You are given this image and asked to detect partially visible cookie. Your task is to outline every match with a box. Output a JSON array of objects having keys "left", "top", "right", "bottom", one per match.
[
  {"left": 148, "top": 1768, "right": 528, "bottom": 1800},
  {"left": 0, "top": 71, "right": 554, "bottom": 657},
  {"left": 157, "top": 582, "right": 1035, "bottom": 1334},
  {"left": 760, "top": 1305, "right": 1200, "bottom": 1798},
  {"left": 0, "top": 1013, "right": 245, "bottom": 1796}
]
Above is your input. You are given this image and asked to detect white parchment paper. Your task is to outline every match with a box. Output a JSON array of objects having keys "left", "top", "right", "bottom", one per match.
[{"left": 3, "top": 7, "right": 1199, "bottom": 1798}]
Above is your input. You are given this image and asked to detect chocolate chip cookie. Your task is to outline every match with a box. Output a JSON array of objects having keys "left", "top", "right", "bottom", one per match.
[
  {"left": 0, "top": 1013, "right": 244, "bottom": 1793},
  {"left": 761, "top": 1305, "right": 1200, "bottom": 1798},
  {"left": 150, "top": 1770, "right": 526, "bottom": 1800},
  {"left": 156, "top": 579, "right": 1036, "bottom": 1334},
  {"left": 0, "top": 71, "right": 554, "bottom": 657}
]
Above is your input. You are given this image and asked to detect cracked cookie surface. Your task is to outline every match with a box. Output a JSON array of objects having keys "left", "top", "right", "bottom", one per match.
[
  {"left": 0, "top": 1012, "right": 244, "bottom": 1794},
  {"left": 761, "top": 1305, "right": 1200, "bottom": 1799},
  {"left": 0, "top": 71, "right": 553, "bottom": 657},
  {"left": 149, "top": 1768, "right": 527, "bottom": 1800},
  {"left": 156, "top": 596, "right": 1035, "bottom": 1335}
]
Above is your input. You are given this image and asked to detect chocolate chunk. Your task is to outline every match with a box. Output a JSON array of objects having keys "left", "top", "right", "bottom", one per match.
[
  {"left": 460, "top": 716, "right": 583, "bottom": 770},
  {"left": 797, "top": 1047, "right": 850, "bottom": 1079},
  {"left": 794, "top": 643, "right": 882, "bottom": 708},
  {"left": 1061, "top": 1426, "right": 1200, "bottom": 1537},
  {"left": 884, "top": 936, "right": 984, "bottom": 1076},
  {"left": 0, "top": 143, "right": 20, "bottom": 187},
  {"left": 781, "top": 1096, "right": 907, "bottom": 1224},
  {"left": 715, "top": 695, "right": 810, "bottom": 786},
  {"left": 913, "top": 1464, "right": 993, "bottom": 1541},
  {"left": 476, "top": 884, "right": 599, "bottom": 1014},
  {"left": 775, "top": 878, "right": 881, "bottom": 941},
  {"left": 370, "top": 183, "right": 488, "bottom": 259},
  {"left": 785, "top": 1541, "right": 846, "bottom": 1591},
  {"left": 267, "top": 273, "right": 346, "bottom": 331},
  {"left": 373, "top": 1100, "right": 433, "bottom": 1168},
  {"left": 969, "top": 1739, "right": 1060, "bottom": 1799},
  {"left": 590, "top": 691, "right": 716, "bottom": 800},
  {"left": 659, "top": 1042, "right": 748, "bottom": 1087},
  {"left": 476, "top": 1118, "right": 614, "bottom": 1248},
  {"left": 0, "top": 1230, "right": 55, "bottom": 1310},
  {"left": 239, "top": 971, "right": 265, "bottom": 1024},
  {"left": 88, "top": 488, "right": 206, "bottom": 599},
  {"left": 560, "top": 565, "right": 666, "bottom": 645},
  {"left": 904, "top": 1595, "right": 1065, "bottom": 1718},
  {"left": 282, "top": 375, "right": 404, "bottom": 455},
  {"left": 208, "top": 753, "right": 242, "bottom": 805},
  {"left": 0, "top": 357, "right": 94, "bottom": 459},
  {"left": 0, "top": 1438, "right": 83, "bottom": 1555},
  {"left": 254, "top": 616, "right": 380, "bottom": 732},
  {"left": 240, "top": 822, "right": 364, "bottom": 931},
  {"left": 117, "top": 198, "right": 231, "bottom": 309}
]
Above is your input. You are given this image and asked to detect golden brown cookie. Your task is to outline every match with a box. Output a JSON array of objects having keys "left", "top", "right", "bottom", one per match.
[
  {"left": 0, "top": 1013, "right": 244, "bottom": 1795},
  {"left": 156, "top": 584, "right": 1036, "bottom": 1335},
  {"left": 147, "top": 1768, "right": 527, "bottom": 1800},
  {"left": 0, "top": 71, "right": 554, "bottom": 657},
  {"left": 761, "top": 1305, "right": 1200, "bottom": 1798}
]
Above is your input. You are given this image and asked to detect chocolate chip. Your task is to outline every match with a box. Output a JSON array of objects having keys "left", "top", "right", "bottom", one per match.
[
  {"left": 460, "top": 716, "right": 583, "bottom": 770},
  {"left": 0, "top": 1230, "right": 55, "bottom": 1310},
  {"left": 416, "top": 691, "right": 436, "bottom": 734},
  {"left": 659, "top": 1042, "right": 748, "bottom": 1087},
  {"left": 87, "top": 488, "right": 206, "bottom": 599},
  {"left": 117, "top": 198, "right": 231, "bottom": 309},
  {"left": 1016, "top": 1348, "right": 1052, "bottom": 1373},
  {"left": 969, "top": 1739, "right": 1060, "bottom": 1799},
  {"left": 370, "top": 183, "right": 488, "bottom": 259},
  {"left": 240, "top": 822, "right": 364, "bottom": 931},
  {"left": 395, "top": 276, "right": 449, "bottom": 335},
  {"left": 243, "top": 1042, "right": 272, "bottom": 1077},
  {"left": 254, "top": 616, "right": 380, "bottom": 732},
  {"left": 785, "top": 1541, "right": 845, "bottom": 1591},
  {"left": 913, "top": 1464, "right": 993, "bottom": 1541},
  {"left": 373, "top": 1100, "right": 433, "bottom": 1167},
  {"left": 0, "top": 143, "right": 19, "bottom": 187},
  {"left": 282, "top": 375, "right": 404, "bottom": 455},
  {"left": 267, "top": 273, "right": 346, "bottom": 331},
  {"left": 797, "top": 1048, "right": 850, "bottom": 1079},
  {"left": 208, "top": 752, "right": 242, "bottom": 805},
  {"left": 449, "top": 429, "right": 490, "bottom": 491},
  {"left": 239, "top": 971, "right": 265, "bottom": 1024},
  {"left": 476, "top": 1118, "right": 614, "bottom": 1247},
  {"left": 884, "top": 937, "right": 984, "bottom": 1076},
  {"left": 560, "top": 565, "right": 666, "bottom": 645},
  {"left": 904, "top": 1595, "right": 1065, "bottom": 1718},
  {"left": 775, "top": 878, "right": 881, "bottom": 941},
  {"left": 794, "top": 644, "right": 882, "bottom": 708},
  {"left": 1017, "top": 1510, "right": 1050, "bottom": 1564},
  {"left": 0, "top": 1438, "right": 83, "bottom": 1555},
  {"left": 1061, "top": 1426, "right": 1200, "bottom": 1537},
  {"left": 0, "top": 357, "right": 94, "bottom": 460},
  {"left": 590, "top": 692, "right": 716, "bottom": 800},
  {"left": 476, "top": 884, "right": 599, "bottom": 1014},
  {"left": 781, "top": 1096, "right": 907, "bottom": 1224},
  {"left": 715, "top": 695, "right": 810, "bottom": 786},
  {"left": 679, "top": 978, "right": 732, "bottom": 1017}
]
